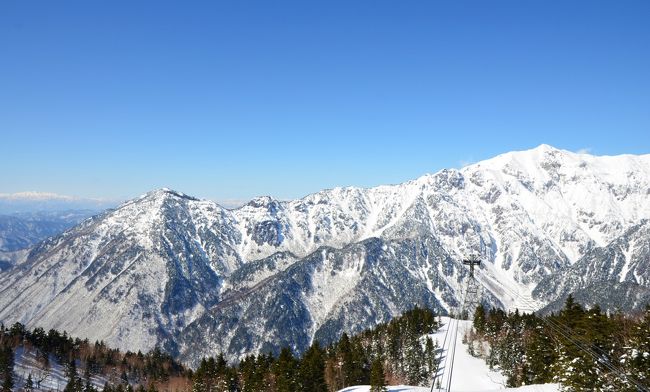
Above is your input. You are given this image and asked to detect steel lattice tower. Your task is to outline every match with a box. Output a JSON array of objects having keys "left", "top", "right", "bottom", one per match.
[{"left": 461, "top": 256, "right": 482, "bottom": 320}]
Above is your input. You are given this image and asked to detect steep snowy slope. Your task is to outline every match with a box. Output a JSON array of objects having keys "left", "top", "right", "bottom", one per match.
[
  {"left": 534, "top": 219, "right": 650, "bottom": 311},
  {"left": 0, "top": 190, "right": 236, "bottom": 350},
  {"left": 172, "top": 236, "right": 482, "bottom": 364},
  {"left": 1, "top": 145, "right": 649, "bottom": 362}
]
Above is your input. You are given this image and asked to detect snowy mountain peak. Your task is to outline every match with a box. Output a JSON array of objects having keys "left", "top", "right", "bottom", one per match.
[
  {"left": 2, "top": 145, "right": 650, "bottom": 364},
  {"left": 243, "top": 195, "right": 283, "bottom": 210},
  {"left": 138, "top": 188, "right": 200, "bottom": 203}
]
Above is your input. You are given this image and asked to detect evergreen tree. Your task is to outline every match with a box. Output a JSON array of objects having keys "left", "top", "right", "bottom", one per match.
[
  {"left": 191, "top": 373, "right": 206, "bottom": 392},
  {"left": 494, "top": 321, "right": 525, "bottom": 387},
  {"left": 550, "top": 296, "right": 596, "bottom": 391},
  {"left": 339, "top": 333, "right": 359, "bottom": 387},
  {"left": 524, "top": 323, "right": 556, "bottom": 384},
  {"left": 424, "top": 336, "right": 437, "bottom": 378},
  {"left": 239, "top": 355, "right": 263, "bottom": 392},
  {"left": 274, "top": 347, "right": 297, "bottom": 392},
  {"left": 191, "top": 358, "right": 208, "bottom": 392},
  {"left": 298, "top": 341, "right": 326, "bottom": 392},
  {"left": 0, "top": 346, "right": 13, "bottom": 392},
  {"left": 348, "top": 340, "right": 369, "bottom": 385},
  {"left": 473, "top": 304, "right": 487, "bottom": 335},
  {"left": 404, "top": 331, "right": 425, "bottom": 385},
  {"left": 369, "top": 358, "right": 387, "bottom": 392},
  {"left": 63, "top": 359, "right": 82, "bottom": 392}
]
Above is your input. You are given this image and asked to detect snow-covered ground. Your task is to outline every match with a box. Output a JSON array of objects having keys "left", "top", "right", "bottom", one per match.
[
  {"left": 12, "top": 347, "right": 111, "bottom": 392},
  {"left": 339, "top": 317, "right": 560, "bottom": 392},
  {"left": 339, "top": 385, "right": 558, "bottom": 392}
]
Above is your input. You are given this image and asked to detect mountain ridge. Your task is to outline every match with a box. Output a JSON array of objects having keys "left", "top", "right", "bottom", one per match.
[{"left": 1, "top": 144, "right": 650, "bottom": 364}]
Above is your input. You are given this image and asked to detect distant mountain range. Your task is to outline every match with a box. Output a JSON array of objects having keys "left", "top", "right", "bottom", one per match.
[
  {"left": 1, "top": 144, "right": 649, "bottom": 366},
  {"left": 0, "top": 210, "right": 97, "bottom": 253},
  {"left": 0, "top": 191, "right": 118, "bottom": 214}
]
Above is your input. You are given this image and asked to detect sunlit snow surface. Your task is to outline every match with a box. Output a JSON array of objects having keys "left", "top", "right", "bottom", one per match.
[
  {"left": 339, "top": 318, "right": 560, "bottom": 392},
  {"left": 13, "top": 347, "right": 111, "bottom": 392}
]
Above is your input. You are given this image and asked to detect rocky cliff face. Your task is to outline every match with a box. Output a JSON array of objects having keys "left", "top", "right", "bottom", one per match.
[{"left": 1, "top": 145, "right": 649, "bottom": 365}]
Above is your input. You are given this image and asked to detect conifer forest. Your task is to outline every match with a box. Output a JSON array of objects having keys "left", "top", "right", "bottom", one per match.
[{"left": 1, "top": 302, "right": 649, "bottom": 391}]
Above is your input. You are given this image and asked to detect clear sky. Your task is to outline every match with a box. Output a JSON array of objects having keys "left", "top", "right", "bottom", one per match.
[{"left": 1, "top": 1, "right": 649, "bottom": 204}]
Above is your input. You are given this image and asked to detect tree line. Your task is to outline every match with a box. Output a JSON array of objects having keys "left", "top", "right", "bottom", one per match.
[
  {"left": 0, "top": 306, "right": 440, "bottom": 392},
  {"left": 190, "top": 306, "right": 439, "bottom": 392},
  {"left": 0, "top": 323, "right": 188, "bottom": 392}
]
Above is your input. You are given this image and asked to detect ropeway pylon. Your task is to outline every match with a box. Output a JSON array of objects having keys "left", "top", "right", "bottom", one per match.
[{"left": 460, "top": 255, "right": 482, "bottom": 320}]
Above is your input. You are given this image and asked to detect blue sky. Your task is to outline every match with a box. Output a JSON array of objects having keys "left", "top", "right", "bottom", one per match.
[{"left": 1, "top": 1, "right": 649, "bottom": 203}]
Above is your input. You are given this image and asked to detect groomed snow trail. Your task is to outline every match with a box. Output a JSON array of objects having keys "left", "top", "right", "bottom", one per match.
[
  {"left": 339, "top": 317, "right": 560, "bottom": 392},
  {"left": 432, "top": 317, "right": 507, "bottom": 391}
]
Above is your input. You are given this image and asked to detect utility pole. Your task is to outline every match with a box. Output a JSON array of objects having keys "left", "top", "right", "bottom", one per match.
[{"left": 461, "top": 255, "right": 482, "bottom": 320}]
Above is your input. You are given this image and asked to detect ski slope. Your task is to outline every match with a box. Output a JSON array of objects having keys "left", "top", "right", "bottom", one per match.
[{"left": 339, "top": 317, "right": 559, "bottom": 392}]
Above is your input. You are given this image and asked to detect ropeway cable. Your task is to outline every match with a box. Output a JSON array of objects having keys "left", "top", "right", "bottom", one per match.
[
  {"left": 445, "top": 318, "right": 460, "bottom": 391},
  {"left": 487, "top": 279, "right": 650, "bottom": 392},
  {"left": 430, "top": 317, "right": 452, "bottom": 392},
  {"left": 496, "top": 281, "right": 649, "bottom": 391}
]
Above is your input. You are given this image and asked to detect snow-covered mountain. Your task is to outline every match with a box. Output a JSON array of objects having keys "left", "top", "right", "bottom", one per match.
[
  {"left": 1, "top": 145, "right": 649, "bottom": 364},
  {"left": 534, "top": 219, "right": 650, "bottom": 313}
]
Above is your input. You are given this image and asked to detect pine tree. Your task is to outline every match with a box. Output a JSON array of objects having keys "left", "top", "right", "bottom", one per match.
[
  {"left": 64, "top": 359, "right": 82, "bottom": 392},
  {"left": 473, "top": 304, "right": 487, "bottom": 335},
  {"left": 348, "top": 340, "right": 369, "bottom": 385},
  {"left": 0, "top": 346, "right": 13, "bottom": 392},
  {"left": 552, "top": 297, "right": 600, "bottom": 391},
  {"left": 524, "top": 323, "right": 555, "bottom": 384},
  {"left": 424, "top": 336, "right": 437, "bottom": 378},
  {"left": 274, "top": 347, "right": 297, "bottom": 392},
  {"left": 369, "top": 358, "right": 387, "bottom": 392},
  {"left": 298, "top": 341, "right": 326, "bottom": 392},
  {"left": 240, "top": 355, "right": 266, "bottom": 392},
  {"left": 404, "top": 332, "right": 425, "bottom": 385},
  {"left": 339, "top": 333, "right": 359, "bottom": 387},
  {"left": 496, "top": 321, "right": 526, "bottom": 387}
]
